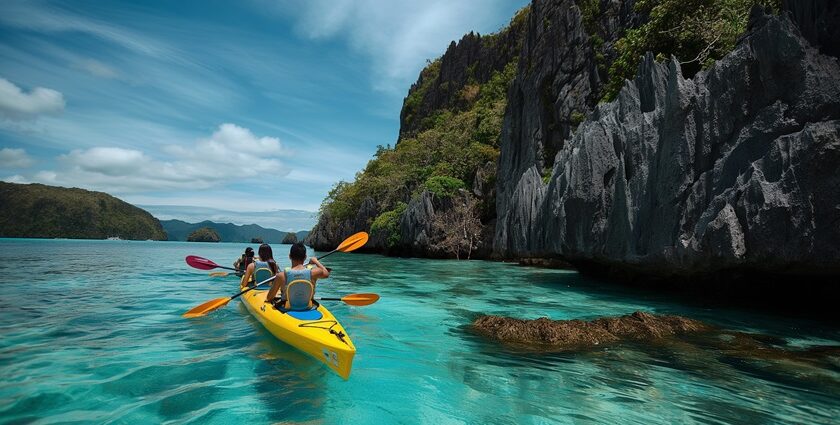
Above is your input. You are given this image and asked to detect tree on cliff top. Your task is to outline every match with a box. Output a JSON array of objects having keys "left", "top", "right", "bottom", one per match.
[{"left": 602, "top": 0, "right": 781, "bottom": 101}]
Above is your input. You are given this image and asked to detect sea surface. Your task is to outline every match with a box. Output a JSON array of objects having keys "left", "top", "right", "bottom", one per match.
[{"left": 0, "top": 239, "right": 838, "bottom": 424}]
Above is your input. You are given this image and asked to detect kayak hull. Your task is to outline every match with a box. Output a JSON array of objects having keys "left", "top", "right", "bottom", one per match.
[{"left": 239, "top": 285, "right": 356, "bottom": 379}]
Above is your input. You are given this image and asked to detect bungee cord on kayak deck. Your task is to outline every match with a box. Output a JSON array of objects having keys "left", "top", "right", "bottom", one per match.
[{"left": 298, "top": 320, "right": 349, "bottom": 345}]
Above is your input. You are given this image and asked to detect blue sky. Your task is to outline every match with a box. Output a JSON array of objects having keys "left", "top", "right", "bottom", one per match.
[{"left": 0, "top": 0, "right": 527, "bottom": 228}]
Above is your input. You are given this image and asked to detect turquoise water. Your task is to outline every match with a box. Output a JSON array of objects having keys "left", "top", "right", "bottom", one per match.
[{"left": 0, "top": 239, "right": 838, "bottom": 424}]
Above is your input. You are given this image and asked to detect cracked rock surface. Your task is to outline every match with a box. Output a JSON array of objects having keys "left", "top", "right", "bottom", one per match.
[{"left": 494, "top": 7, "right": 840, "bottom": 278}]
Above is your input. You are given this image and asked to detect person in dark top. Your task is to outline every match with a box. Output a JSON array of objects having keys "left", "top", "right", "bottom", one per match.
[{"left": 233, "top": 247, "right": 255, "bottom": 276}]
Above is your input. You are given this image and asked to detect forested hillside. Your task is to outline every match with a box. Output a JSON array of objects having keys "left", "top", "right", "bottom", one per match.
[{"left": 0, "top": 182, "right": 167, "bottom": 240}]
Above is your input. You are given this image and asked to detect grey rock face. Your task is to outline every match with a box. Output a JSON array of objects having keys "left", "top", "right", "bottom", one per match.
[
  {"left": 308, "top": 8, "right": 529, "bottom": 254},
  {"left": 305, "top": 197, "right": 380, "bottom": 251},
  {"left": 783, "top": 0, "right": 839, "bottom": 58},
  {"left": 495, "top": 8, "right": 840, "bottom": 277},
  {"left": 495, "top": 0, "right": 639, "bottom": 253},
  {"left": 398, "top": 190, "right": 438, "bottom": 256},
  {"left": 399, "top": 12, "right": 527, "bottom": 140}
]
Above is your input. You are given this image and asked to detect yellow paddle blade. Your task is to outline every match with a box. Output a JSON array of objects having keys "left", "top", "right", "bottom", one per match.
[
  {"left": 342, "top": 293, "right": 379, "bottom": 306},
  {"left": 337, "top": 232, "right": 368, "bottom": 252},
  {"left": 209, "top": 271, "right": 229, "bottom": 277},
  {"left": 183, "top": 297, "right": 232, "bottom": 318}
]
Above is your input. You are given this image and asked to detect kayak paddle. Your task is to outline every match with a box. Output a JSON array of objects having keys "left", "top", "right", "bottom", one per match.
[
  {"left": 183, "top": 273, "right": 276, "bottom": 318},
  {"left": 183, "top": 232, "right": 369, "bottom": 318},
  {"left": 187, "top": 231, "right": 367, "bottom": 273},
  {"left": 186, "top": 255, "right": 241, "bottom": 272},
  {"left": 209, "top": 271, "right": 232, "bottom": 277},
  {"left": 309, "top": 231, "right": 368, "bottom": 263},
  {"left": 318, "top": 293, "right": 379, "bottom": 306}
]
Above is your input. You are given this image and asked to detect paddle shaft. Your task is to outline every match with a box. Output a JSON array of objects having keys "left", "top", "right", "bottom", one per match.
[
  {"left": 228, "top": 273, "right": 279, "bottom": 301},
  {"left": 231, "top": 248, "right": 339, "bottom": 301}
]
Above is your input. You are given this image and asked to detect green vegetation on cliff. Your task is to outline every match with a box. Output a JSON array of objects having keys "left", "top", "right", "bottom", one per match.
[
  {"left": 321, "top": 58, "right": 517, "bottom": 223},
  {"left": 602, "top": 0, "right": 781, "bottom": 101},
  {"left": 0, "top": 182, "right": 167, "bottom": 240},
  {"left": 187, "top": 227, "right": 221, "bottom": 242},
  {"left": 402, "top": 59, "right": 442, "bottom": 129},
  {"left": 370, "top": 202, "right": 407, "bottom": 248}
]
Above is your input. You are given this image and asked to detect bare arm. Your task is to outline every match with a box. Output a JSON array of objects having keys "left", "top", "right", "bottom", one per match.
[
  {"left": 241, "top": 263, "right": 255, "bottom": 288},
  {"left": 309, "top": 257, "right": 329, "bottom": 282},
  {"left": 266, "top": 269, "right": 285, "bottom": 302}
]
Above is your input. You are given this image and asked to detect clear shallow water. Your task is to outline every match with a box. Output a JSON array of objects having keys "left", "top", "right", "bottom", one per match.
[{"left": 0, "top": 239, "right": 838, "bottom": 424}]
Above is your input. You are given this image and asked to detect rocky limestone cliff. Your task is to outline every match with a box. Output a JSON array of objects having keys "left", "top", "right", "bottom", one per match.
[
  {"left": 307, "top": 11, "right": 529, "bottom": 252},
  {"left": 399, "top": 8, "right": 528, "bottom": 140},
  {"left": 494, "top": 7, "right": 840, "bottom": 279},
  {"left": 308, "top": 0, "right": 840, "bottom": 290},
  {"left": 782, "top": 0, "right": 839, "bottom": 59},
  {"left": 306, "top": 197, "right": 381, "bottom": 251},
  {"left": 496, "top": 0, "right": 639, "bottom": 218}
]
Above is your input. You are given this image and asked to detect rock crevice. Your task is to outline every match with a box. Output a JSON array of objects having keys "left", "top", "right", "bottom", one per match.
[{"left": 494, "top": 7, "right": 840, "bottom": 278}]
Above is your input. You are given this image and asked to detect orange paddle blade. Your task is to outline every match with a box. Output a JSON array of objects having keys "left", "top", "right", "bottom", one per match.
[
  {"left": 183, "top": 297, "right": 232, "bottom": 318},
  {"left": 337, "top": 232, "right": 368, "bottom": 252},
  {"left": 342, "top": 293, "right": 379, "bottom": 306},
  {"left": 209, "top": 271, "right": 229, "bottom": 277}
]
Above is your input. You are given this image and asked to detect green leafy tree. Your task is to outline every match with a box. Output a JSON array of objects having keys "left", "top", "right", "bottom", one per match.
[
  {"left": 370, "top": 202, "right": 408, "bottom": 248},
  {"left": 603, "top": 0, "right": 780, "bottom": 102},
  {"left": 424, "top": 176, "right": 466, "bottom": 198}
]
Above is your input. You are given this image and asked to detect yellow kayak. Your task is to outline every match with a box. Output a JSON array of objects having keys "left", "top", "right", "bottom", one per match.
[{"left": 239, "top": 282, "right": 356, "bottom": 379}]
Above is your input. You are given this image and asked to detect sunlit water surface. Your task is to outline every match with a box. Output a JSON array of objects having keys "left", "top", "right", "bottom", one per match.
[{"left": 0, "top": 239, "right": 838, "bottom": 424}]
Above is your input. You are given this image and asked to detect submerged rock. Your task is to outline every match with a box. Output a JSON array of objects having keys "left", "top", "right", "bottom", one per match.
[
  {"left": 473, "top": 311, "right": 712, "bottom": 350},
  {"left": 472, "top": 311, "right": 840, "bottom": 373}
]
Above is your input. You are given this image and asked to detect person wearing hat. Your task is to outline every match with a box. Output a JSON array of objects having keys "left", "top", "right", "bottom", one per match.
[{"left": 233, "top": 247, "right": 255, "bottom": 277}]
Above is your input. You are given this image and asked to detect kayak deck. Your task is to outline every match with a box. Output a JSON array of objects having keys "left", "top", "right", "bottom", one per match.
[{"left": 239, "top": 285, "right": 356, "bottom": 379}]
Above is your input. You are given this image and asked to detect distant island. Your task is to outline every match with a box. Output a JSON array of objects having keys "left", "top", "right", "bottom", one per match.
[
  {"left": 0, "top": 182, "right": 167, "bottom": 240},
  {"left": 160, "top": 219, "right": 308, "bottom": 243},
  {"left": 281, "top": 232, "right": 298, "bottom": 244},
  {"left": 187, "top": 227, "right": 221, "bottom": 242}
]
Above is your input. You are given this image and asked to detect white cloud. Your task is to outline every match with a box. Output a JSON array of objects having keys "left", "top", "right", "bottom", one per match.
[
  {"left": 2, "top": 174, "right": 29, "bottom": 183},
  {"left": 21, "top": 123, "right": 289, "bottom": 193},
  {"left": 74, "top": 59, "right": 119, "bottom": 79},
  {"left": 0, "top": 77, "right": 65, "bottom": 119},
  {"left": 158, "top": 124, "right": 288, "bottom": 185},
  {"left": 62, "top": 147, "right": 147, "bottom": 177},
  {"left": 269, "top": 0, "right": 520, "bottom": 93},
  {"left": 0, "top": 148, "right": 35, "bottom": 168}
]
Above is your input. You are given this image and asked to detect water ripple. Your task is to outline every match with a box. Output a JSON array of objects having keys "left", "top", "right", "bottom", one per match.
[{"left": 0, "top": 239, "right": 838, "bottom": 424}]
